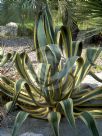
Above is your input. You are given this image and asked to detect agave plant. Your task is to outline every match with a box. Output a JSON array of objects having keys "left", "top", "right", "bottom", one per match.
[{"left": 0, "top": 7, "right": 102, "bottom": 136}]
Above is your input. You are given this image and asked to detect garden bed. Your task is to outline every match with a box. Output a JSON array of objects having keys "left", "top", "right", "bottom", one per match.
[{"left": 0, "top": 37, "right": 102, "bottom": 136}]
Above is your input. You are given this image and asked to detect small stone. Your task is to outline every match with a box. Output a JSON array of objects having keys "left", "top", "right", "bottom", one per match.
[
  {"left": 6, "top": 22, "right": 18, "bottom": 28},
  {"left": 0, "top": 22, "right": 18, "bottom": 37},
  {"left": 20, "top": 132, "right": 43, "bottom": 136}
]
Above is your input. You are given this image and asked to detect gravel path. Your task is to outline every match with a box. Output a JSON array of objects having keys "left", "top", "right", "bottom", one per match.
[
  {"left": 0, "top": 37, "right": 34, "bottom": 53},
  {"left": 0, "top": 37, "right": 102, "bottom": 78},
  {"left": 0, "top": 37, "right": 37, "bottom": 80}
]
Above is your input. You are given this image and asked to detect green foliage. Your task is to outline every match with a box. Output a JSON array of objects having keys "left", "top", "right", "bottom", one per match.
[
  {"left": 59, "top": 98, "right": 75, "bottom": 128},
  {"left": 12, "top": 111, "right": 29, "bottom": 136},
  {"left": 48, "top": 112, "right": 61, "bottom": 136},
  {"left": 76, "top": 0, "right": 102, "bottom": 28},
  {"left": 0, "top": 0, "right": 45, "bottom": 25},
  {"left": 80, "top": 112, "right": 99, "bottom": 136},
  {"left": 0, "top": 7, "right": 102, "bottom": 136},
  {"left": 17, "top": 23, "right": 34, "bottom": 37}
]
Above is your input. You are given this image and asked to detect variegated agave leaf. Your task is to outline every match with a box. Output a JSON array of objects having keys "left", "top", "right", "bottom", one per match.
[
  {"left": 80, "top": 112, "right": 99, "bottom": 136},
  {"left": 48, "top": 112, "right": 61, "bottom": 136},
  {"left": 34, "top": 7, "right": 55, "bottom": 62},
  {"left": 0, "top": 49, "right": 17, "bottom": 67},
  {"left": 57, "top": 26, "right": 83, "bottom": 58},
  {"left": 12, "top": 111, "right": 29, "bottom": 136},
  {"left": 0, "top": 44, "right": 76, "bottom": 111},
  {"left": 74, "top": 48, "right": 102, "bottom": 87},
  {"left": 0, "top": 47, "right": 4, "bottom": 60},
  {"left": 34, "top": 8, "right": 82, "bottom": 62},
  {"left": 0, "top": 6, "right": 102, "bottom": 136},
  {"left": 1, "top": 44, "right": 101, "bottom": 136}
]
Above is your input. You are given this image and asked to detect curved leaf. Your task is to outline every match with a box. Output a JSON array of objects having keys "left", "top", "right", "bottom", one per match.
[
  {"left": 8, "top": 79, "right": 26, "bottom": 113},
  {"left": 72, "top": 41, "right": 82, "bottom": 56},
  {"left": 0, "top": 47, "right": 4, "bottom": 60},
  {"left": 80, "top": 112, "right": 99, "bottom": 136},
  {"left": 89, "top": 71, "right": 102, "bottom": 83},
  {"left": 48, "top": 112, "right": 61, "bottom": 136},
  {"left": 75, "top": 48, "right": 102, "bottom": 87},
  {"left": 57, "top": 26, "right": 72, "bottom": 58},
  {"left": 74, "top": 87, "right": 102, "bottom": 106},
  {"left": 12, "top": 111, "right": 29, "bottom": 136},
  {"left": 0, "top": 53, "right": 12, "bottom": 66},
  {"left": 5, "top": 101, "right": 13, "bottom": 113},
  {"left": 59, "top": 98, "right": 75, "bottom": 128},
  {"left": 45, "top": 44, "right": 61, "bottom": 68}
]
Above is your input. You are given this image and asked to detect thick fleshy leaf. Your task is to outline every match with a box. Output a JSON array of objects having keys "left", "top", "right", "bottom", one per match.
[
  {"left": 12, "top": 111, "right": 29, "bottom": 136},
  {"left": 35, "top": 7, "right": 55, "bottom": 62},
  {"left": 34, "top": 12, "right": 41, "bottom": 60},
  {"left": 0, "top": 53, "right": 12, "bottom": 66},
  {"left": 45, "top": 44, "right": 61, "bottom": 67},
  {"left": 72, "top": 41, "right": 82, "bottom": 56},
  {"left": 59, "top": 98, "right": 75, "bottom": 128},
  {"left": 73, "top": 87, "right": 102, "bottom": 106},
  {"left": 8, "top": 79, "right": 26, "bottom": 113},
  {"left": 90, "top": 110, "right": 102, "bottom": 118},
  {"left": 0, "top": 79, "right": 36, "bottom": 106},
  {"left": 75, "top": 48, "right": 102, "bottom": 87},
  {"left": 1, "top": 76, "right": 14, "bottom": 87},
  {"left": 15, "top": 53, "right": 28, "bottom": 79},
  {"left": 80, "top": 112, "right": 99, "bottom": 136},
  {"left": 56, "top": 56, "right": 78, "bottom": 80},
  {"left": 37, "top": 14, "right": 47, "bottom": 47},
  {"left": 37, "top": 63, "right": 51, "bottom": 86},
  {"left": 48, "top": 56, "right": 78, "bottom": 86},
  {"left": 15, "top": 79, "right": 26, "bottom": 93},
  {"left": 22, "top": 52, "right": 39, "bottom": 85},
  {"left": 20, "top": 104, "right": 49, "bottom": 119},
  {"left": 37, "top": 14, "right": 47, "bottom": 62},
  {"left": 89, "top": 71, "right": 102, "bottom": 83},
  {"left": 44, "top": 7, "right": 55, "bottom": 44},
  {"left": 24, "top": 83, "right": 48, "bottom": 107},
  {"left": 74, "top": 57, "right": 84, "bottom": 77},
  {"left": 48, "top": 112, "right": 61, "bottom": 136},
  {"left": 61, "top": 74, "right": 75, "bottom": 99},
  {"left": 74, "top": 106, "right": 102, "bottom": 119},
  {"left": 57, "top": 26, "right": 72, "bottom": 58},
  {"left": 0, "top": 47, "right": 4, "bottom": 60},
  {"left": 5, "top": 101, "right": 13, "bottom": 113}
]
